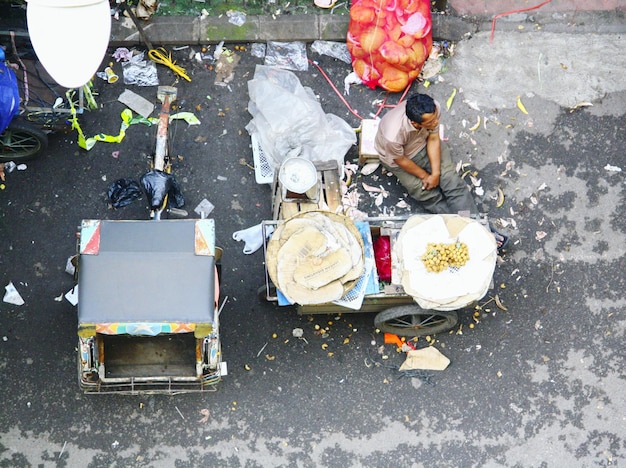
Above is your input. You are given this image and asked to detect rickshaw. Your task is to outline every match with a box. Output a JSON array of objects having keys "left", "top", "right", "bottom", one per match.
[
  {"left": 76, "top": 219, "right": 223, "bottom": 394},
  {"left": 74, "top": 86, "right": 225, "bottom": 394}
]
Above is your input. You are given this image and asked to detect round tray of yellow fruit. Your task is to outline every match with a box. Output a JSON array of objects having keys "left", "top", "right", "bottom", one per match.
[{"left": 394, "top": 214, "right": 497, "bottom": 311}]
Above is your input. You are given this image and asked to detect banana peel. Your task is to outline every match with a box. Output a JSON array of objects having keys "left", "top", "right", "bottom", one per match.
[
  {"left": 469, "top": 116, "right": 481, "bottom": 132},
  {"left": 496, "top": 187, "right": 505, "bottom": 207},
  {"left": 494, "top": 294, "right": 508, "bottom": 311},
  {"left": 516, "top": 96, "right": 529, "bottom": 115},
  {"left": 446, "top": 88, "right": 457, "bottom": 110}
]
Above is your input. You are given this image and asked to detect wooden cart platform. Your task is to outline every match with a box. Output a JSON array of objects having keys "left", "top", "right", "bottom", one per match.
[{"left": 271, "top": 160, "right": 343, "bottom": 221}]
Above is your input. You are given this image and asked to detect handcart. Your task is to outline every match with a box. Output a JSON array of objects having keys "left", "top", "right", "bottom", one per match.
[{"left": 259, "top": 159, "right": 498, "bottom": 337}]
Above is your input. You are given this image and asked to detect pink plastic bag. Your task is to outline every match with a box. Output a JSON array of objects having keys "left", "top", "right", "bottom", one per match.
[{"left": 347, "top": 0, "right": 432, "bottom": 92}]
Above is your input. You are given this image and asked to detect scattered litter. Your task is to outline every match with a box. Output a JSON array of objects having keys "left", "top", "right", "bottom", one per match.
[
  {"left": 446, "top": 88, "right": 457, "bottom": 110},
  {"left": 399, "top": 347, "right": 450, "bottom": 371},
  {"left": 214, "top": 49, "right": 240, "bottom": 86},
  {"left": 516, "top": 95, "right": 529, "bottom": 114},
  {"left": 344, "top": 71, "right": 363, "bottom": 95},
  {"left": 226, "top": 10, "right": 246, "bottom": 26},
  {"left": 604, "top": 164, "right": 622, "bottom": 172},
  {"left": 469, "top": 116, "right": 481, "bottom": 132},
  {"left": 535, "top": 231, "right": 547, "bottom": 241},
  {"left": 65, "top": 256, "right": 77, "bottom": 276},
  {"left": 108, "top": 178, "right": 142, "bottom": 208},
  {"left": 170, "top": 112, "right": 201, "bottom": 125},
  {"left": 1, "top": 161, "right": 16, "bottom": 176},
  {"left": 65, "top": 286, "right": 78, "bottom": 306},
  {"left": 494, "top": 294, "right": 507, "bottom": 311},
  {"left": 495, "top": 187, "right": 505, "bottom": 207},
  {"left": 569, "top": 101, "right": 593, "bottom": 112},
  {"left": 211, "top": 42, "right": 225, "bottom": 61},
  {"left": 102, "top": 66, "right": 119, "bottom": 84},
  {"left": 264, "top": 41, "right": 308, "bottom": 72},
  {"left": 292, "top": 328, "right": 304, "bottom": 338},
  {"left": 198, "top": 409, "right": 211, "bottom": 423},
  {"left": 464, "top": 99, "right": 480, "bottom": 111},
  {"left": 118, "top": 89, "right": 155, "bottom": 118},
  {"left": 232, "top": 223, "right": 275, "bottom": 255},
  {"left": 194, "top": 198, "right": 215, "bottom": 218},
  {"left": 311, "top": 40, "right": 351, "bottom": 64},
  {"left": 500, "top": 160, "right": 516, "bottom": 177},
  {"left": 360, "top": 162, "right": 379, "bottom": 176},
  {"left": 250, "top": 43, "right": 266, "bottom": 59},
  {"left": 113, "top": 47, "right": 133, "bottom": 62},
  {"left": 122, "top": 51, "right": 159, "bottom": 86},
  {"left": 3, "top": 282, "right": 24, "bottom": 306}
]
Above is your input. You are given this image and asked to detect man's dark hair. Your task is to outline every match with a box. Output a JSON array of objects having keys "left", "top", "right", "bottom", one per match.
[{"left": 406, "top": 94, "right": 436, "bottom": 123}]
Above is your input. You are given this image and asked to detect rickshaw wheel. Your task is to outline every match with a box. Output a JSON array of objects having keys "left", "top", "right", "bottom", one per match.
[
  {"left": 374, "top": 305, "right": 458, "bottom": 337},
  {"left": 0, "top": 119, "right": 48, "bottom": 162}
]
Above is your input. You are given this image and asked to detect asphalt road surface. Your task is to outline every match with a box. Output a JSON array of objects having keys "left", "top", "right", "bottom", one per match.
[{"left": 1, "top": 36, "right": 624, "bottom": 466}]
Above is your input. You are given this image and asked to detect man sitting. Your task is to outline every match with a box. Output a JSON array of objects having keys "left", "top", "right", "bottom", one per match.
[{"left": 374, "top": 93, "right": 509, "bottom": 252}]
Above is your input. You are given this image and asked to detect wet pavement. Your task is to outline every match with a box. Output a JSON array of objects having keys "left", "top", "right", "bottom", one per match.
[{"left": 1, "top": 12, "right": 625, "bottom": 467}]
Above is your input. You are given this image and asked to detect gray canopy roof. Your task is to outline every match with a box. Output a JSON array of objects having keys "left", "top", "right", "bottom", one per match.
[{"left": 77, "top": 219, "right": 216, "bottom": 326}]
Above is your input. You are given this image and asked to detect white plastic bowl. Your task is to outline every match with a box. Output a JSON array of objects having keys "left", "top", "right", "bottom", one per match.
[{"left": 279, "top": 157, "right": 318, "bottom": 194}]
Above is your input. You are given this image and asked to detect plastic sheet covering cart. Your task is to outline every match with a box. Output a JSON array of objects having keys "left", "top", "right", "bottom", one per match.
[
  {"left": 260, "top": 210, "right": 497, "bottom": 337},
  {"left": 75, "top": 219, "right": 223, "bottom": 394}
]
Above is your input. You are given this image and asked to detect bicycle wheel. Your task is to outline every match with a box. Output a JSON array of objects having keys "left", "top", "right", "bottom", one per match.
[
  {"left": 0, "top": 119, "right": 48, "bottom": 162},
  {"left": 374, "top": 305, "right": 458, "bottom": 337}
]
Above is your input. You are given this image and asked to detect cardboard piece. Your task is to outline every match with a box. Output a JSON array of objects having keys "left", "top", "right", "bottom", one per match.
[{"left": 118, "top": 89, "right": 155, "bottom": 118}]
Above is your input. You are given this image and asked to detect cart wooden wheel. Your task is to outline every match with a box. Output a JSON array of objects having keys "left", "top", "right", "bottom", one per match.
[{"left": 374, "top": 305, "right": 458, "bottom": 337}]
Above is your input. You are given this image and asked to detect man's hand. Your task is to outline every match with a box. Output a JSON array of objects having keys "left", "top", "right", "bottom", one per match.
[{"left": 421, "top": 173, "right": 440, "bottom": 190}]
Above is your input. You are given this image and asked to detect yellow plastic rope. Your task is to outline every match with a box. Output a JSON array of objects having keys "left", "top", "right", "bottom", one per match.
[{"left": 148, "top": 47, "right": 191, "bottom": 82}]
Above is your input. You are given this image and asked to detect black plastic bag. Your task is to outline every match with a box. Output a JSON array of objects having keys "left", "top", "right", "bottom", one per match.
[
  {"left": 108, "top": 178, "right": 142, "bottom": 208},
  {"left": 140, "top": 169, "right": 185, "bottom": 210}
]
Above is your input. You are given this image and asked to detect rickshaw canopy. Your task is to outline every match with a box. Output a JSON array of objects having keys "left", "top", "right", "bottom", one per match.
[{"left": 77, "top": 219, "right": 216, "bottom": 337}]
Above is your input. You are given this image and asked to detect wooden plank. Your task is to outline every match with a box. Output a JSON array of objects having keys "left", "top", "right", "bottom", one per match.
[
  {"left": 280, "top": 201, "right": 299, "bottom": 220},
  {"left": 321, "top": 169, "right": 341, "bottom": 213},
  {"left": 297, "top": 202, "right": 319, "bottom": 213}
]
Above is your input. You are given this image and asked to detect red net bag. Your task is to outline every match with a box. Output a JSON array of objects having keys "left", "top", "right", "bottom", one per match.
[{"left": 347, "top": 0, "right": 433, "bottom": 93}]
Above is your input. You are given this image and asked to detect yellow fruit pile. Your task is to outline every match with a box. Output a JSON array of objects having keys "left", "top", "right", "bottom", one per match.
[{"left": 421, "top": 241, "right": 470, "bottom": 273}]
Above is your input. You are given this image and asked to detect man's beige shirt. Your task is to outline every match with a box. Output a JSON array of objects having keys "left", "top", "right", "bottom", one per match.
[{"left": 374, "top": 100, "right": 440, "bottom": 168}]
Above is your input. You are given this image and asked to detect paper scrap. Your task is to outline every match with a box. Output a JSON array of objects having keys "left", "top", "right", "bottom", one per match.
[
  {"left": 399, "top": 347, "right": 450, "bottom": 371},
  {"left": 65, "top": 286, "right": 78, "bottom": 306},
  {"left": 118, "top": 89, "right": 155, "bottom": 118},
  {"left": 3, "top": 282, "right": 24, "bottom": 306}
]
